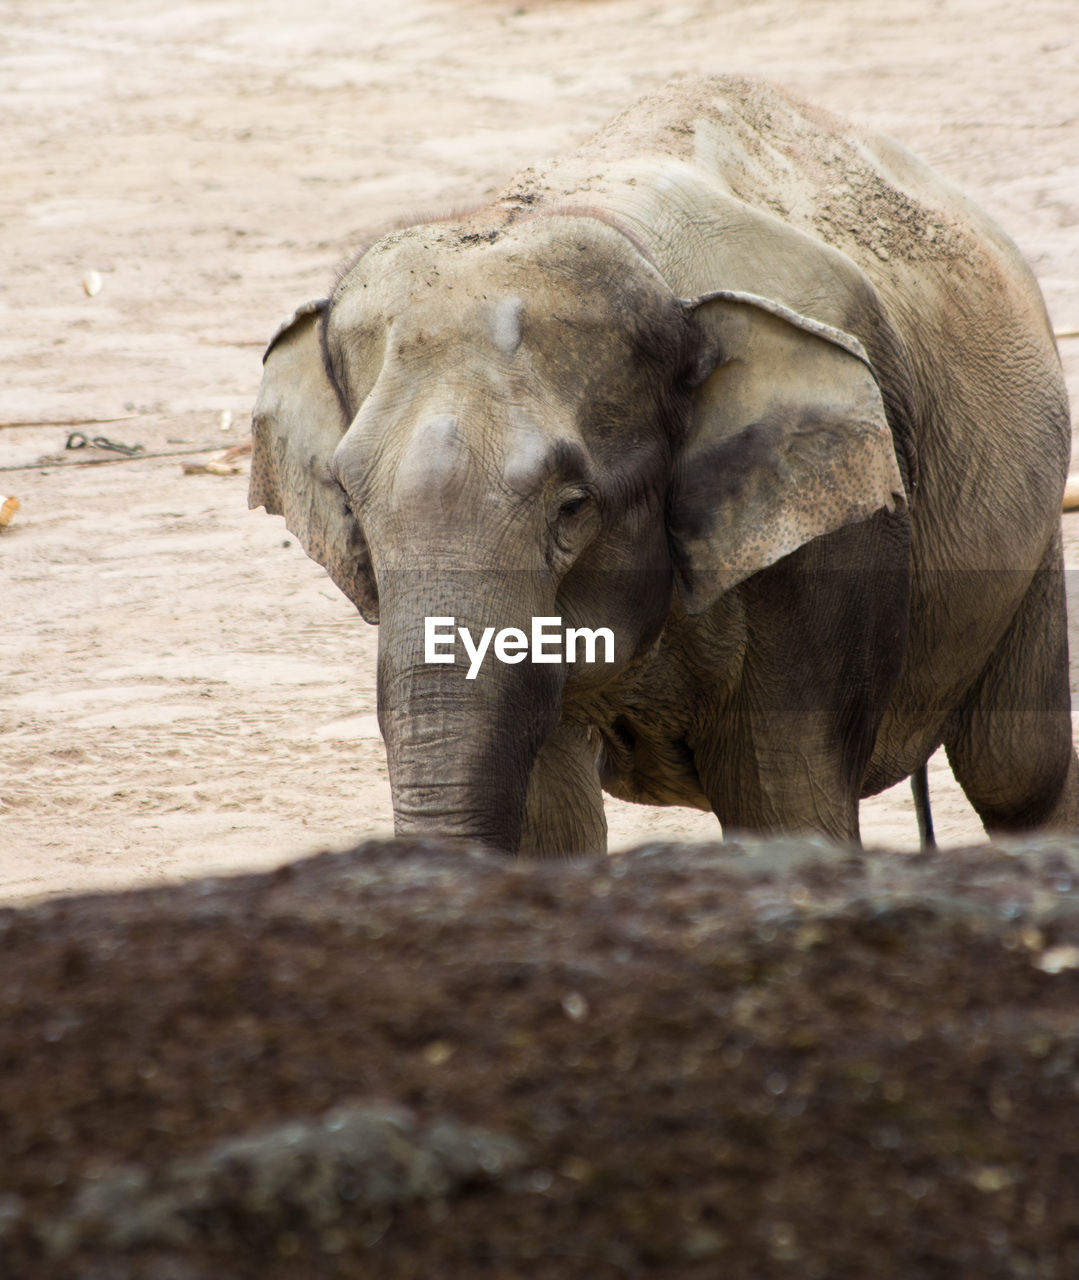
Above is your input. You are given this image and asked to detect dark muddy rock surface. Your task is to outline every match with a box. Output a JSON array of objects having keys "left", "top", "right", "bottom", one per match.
[{"left": 3, "top": 836, "right": 1079, "bottom": 1278}]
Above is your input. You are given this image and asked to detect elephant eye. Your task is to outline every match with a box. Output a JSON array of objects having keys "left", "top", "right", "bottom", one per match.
[
  {"left": 556, "top": 484, "right": 597, "bottom": 521},
  {"left": 549, "top": 486, "right": 599, "bottom": 563}
]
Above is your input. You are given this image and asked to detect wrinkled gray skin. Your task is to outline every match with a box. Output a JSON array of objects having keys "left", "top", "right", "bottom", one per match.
[{"left": 251, "top": 75, "right": 1079, "bottom": 855}]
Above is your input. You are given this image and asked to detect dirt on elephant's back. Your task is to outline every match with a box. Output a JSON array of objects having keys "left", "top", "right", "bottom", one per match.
[{"left": 3, "top": 837, "right": 1079, "bottom": 1279}]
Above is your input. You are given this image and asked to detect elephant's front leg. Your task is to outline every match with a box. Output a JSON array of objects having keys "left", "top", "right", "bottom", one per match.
[
  {"left": 692, "top": 522, "right": 908, "bottom": 846},
  {"left": 520, "top": 721, "right": 607, "bottom": 858},
  {"left": 695, "top": 705, "right": 863, "bottom": 843}
]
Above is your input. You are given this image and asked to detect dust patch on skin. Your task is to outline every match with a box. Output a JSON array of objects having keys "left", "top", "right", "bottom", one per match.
[
  {"left": 393, "top": 413, "right": 470, "bottom": 505},
  {"left": 489, "top": 295, "right": 524, "bottom": 356},
  {"left": 502, "top": 418, "right": 551, "bottom": 496},
  {"left": 810, "top": 163, "right": 969, "bottom": 267},
  {"left": 494, "top": 75, "right": 976, "bottom": 274},
  {"left": 330, "top": 205, "right": 492, "bottom": 291}
]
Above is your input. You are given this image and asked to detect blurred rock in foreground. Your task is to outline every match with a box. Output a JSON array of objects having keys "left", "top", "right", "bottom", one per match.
[{"left": 2, "top": 836, "right": 1079, "bottom": 1279}]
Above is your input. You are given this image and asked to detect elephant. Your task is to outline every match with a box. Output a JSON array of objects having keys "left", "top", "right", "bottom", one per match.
[{"left": 250, "top": 74, "right": 1079, "bottom": 856}]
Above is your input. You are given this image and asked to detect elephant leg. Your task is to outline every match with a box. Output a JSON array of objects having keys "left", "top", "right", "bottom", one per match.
[
  {"left": 692, "top": 522, "right": 908, "bottom": 846},
  {"left": 696, "top": 706, "right": 862, "bottom": 844},
  {"left": 944, "top": 532, "right": 1079, "bottom": 834},
  {"left": 519, "top": 721, "right": 608, "bottom": 859}
]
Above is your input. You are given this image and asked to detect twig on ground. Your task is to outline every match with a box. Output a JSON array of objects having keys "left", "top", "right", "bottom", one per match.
[
  {"left": 0, "top": 415, "right": 143, "bottom": 432},
  {"left": 0, "top": 445, "right": 242, "bottom": 474}
]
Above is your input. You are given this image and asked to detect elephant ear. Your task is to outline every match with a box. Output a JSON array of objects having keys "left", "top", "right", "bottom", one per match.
[
  {"left": 670, "top": 289, "right": 907, "bottom": 615},
  {"left": 249, "top": 299, "right": 379, "bottom": 623}
]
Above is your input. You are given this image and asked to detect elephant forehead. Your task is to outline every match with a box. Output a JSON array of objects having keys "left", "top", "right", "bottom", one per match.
[
  {"left": 329, "top": 221, "right": 687, "bottom": 418},
  {"left": 389, "top": 292, "right": 530, "bottom": 359},
  {"left": 380, "top": 278, "right": 627, "bottom": 346},
  {"left": 346, "top": 222, "right": 665, "bottom": 340}
]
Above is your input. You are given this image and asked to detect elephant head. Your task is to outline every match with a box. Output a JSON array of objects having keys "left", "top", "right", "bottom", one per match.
[{"left": 250, "top": 213, "right": 904, "bottom": 852}]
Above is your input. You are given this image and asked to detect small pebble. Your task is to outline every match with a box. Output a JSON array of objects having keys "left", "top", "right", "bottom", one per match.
[{"left": 561, "top": 992, "right": 588, "bottom": 1021}]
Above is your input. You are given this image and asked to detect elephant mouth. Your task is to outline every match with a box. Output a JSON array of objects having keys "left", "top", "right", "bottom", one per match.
[{"left": 328, "top": 457, "right": 359, "bottom": 521}]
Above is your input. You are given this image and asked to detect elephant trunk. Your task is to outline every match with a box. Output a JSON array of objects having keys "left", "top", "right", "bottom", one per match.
[{"left": 375, "top": 576, "right": 564, "bottom": 852}]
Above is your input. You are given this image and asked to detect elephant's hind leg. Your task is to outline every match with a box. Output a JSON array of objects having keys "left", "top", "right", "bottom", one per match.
[
  {"left": 944, "top": 532, "right": 1079, "bottom": 834},
  {"left": 519, "top": 721, "right": 608, "bottom": 858}
]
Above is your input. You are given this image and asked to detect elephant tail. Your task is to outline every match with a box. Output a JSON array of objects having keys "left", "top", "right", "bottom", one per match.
[{"left": 911, "top": 763, "right": 936, "bottom": 851}]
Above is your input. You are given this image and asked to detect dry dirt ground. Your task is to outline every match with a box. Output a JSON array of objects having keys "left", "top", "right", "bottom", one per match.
[
  {"left": 1, "top": 837, "right": 1078, "bottom": 1279},
  {"left": 3, "top": 3, "right": 1079, "bottom": 1276},
  {"left": 3, "top": 0, "right": 1079, "bottom": 900}
]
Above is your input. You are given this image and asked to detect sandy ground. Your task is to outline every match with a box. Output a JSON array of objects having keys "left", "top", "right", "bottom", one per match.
[{"left": 2, "top": 0, "right": 1078, "bottom": 903}]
